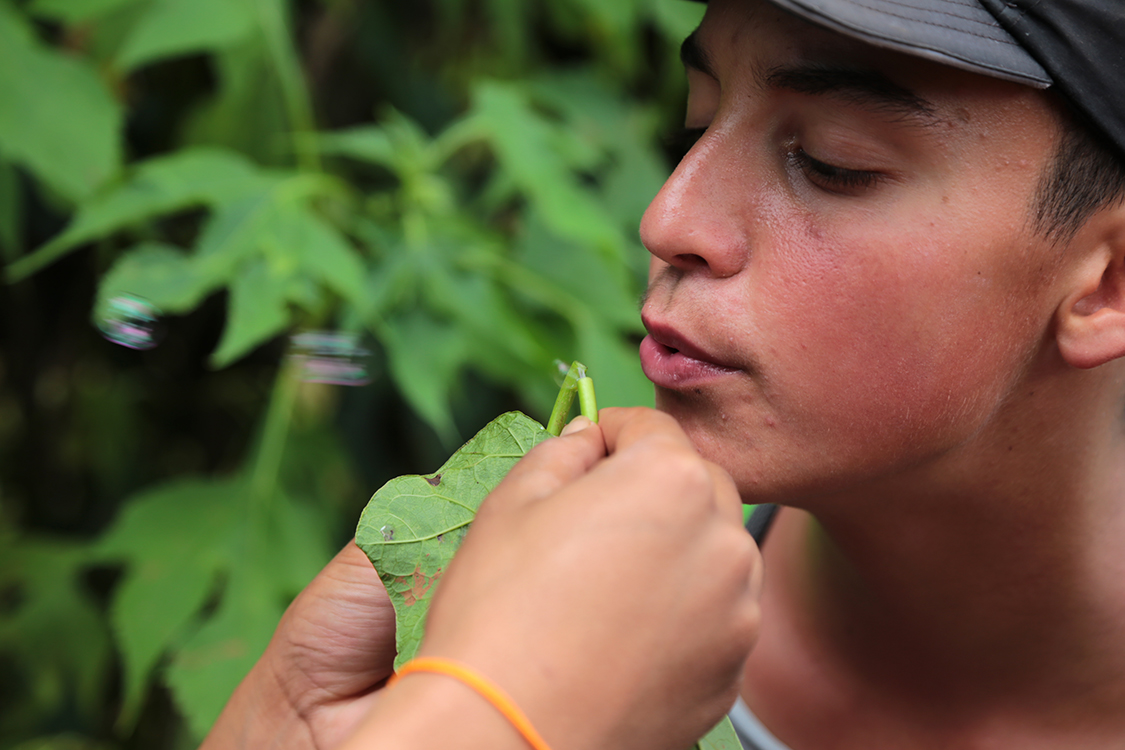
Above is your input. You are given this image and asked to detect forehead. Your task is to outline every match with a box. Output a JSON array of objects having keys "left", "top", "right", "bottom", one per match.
[{"left": 694, "top": 0, "right": 1059, "bottom": 138}]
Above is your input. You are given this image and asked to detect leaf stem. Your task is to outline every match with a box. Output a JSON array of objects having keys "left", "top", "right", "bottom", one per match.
[
  {"left": 254, "top": 0, "right": 320, "bottom": 173},
  {"left": 578, "top": 374, "right": 598, "bottom": 422},
  {"left": 249, "top": 357, "right": 301, "bottom": 511},
  {"left": 546, "top": 361, "right": 597, "bottom": 435}
]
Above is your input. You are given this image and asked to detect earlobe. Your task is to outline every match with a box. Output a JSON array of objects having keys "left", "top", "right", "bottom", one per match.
[{"left": 1056, "top": 217, "right": 1125, "bottom": 369}]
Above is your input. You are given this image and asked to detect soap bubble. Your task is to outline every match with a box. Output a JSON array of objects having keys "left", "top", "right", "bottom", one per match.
[
  {"left": 289, "top": 331, "right": 373, "bottom": 386},
  {"left": 98, "top": 294, "right": 163, "bottom": 350}
]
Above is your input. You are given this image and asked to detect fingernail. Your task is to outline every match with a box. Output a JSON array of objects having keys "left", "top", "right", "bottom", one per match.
[{"left": 561, "top": 416, "right": 592, "bottom": 436}]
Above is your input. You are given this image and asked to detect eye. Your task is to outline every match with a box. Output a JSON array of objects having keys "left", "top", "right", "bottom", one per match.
[
  {"left": 789, "top": 147, "right": 883, "bottom": 194},
  {"left": 666, "top": 127, "right": 708, "bottom": 163}
]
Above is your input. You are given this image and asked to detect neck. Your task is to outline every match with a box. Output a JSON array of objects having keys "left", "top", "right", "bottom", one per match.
[{"left": 748, "top": 365, "right": 1125, "bottom": 737}]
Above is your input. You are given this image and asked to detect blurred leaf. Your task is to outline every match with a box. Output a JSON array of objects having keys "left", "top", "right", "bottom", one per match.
[
  {"left": 164, "top": 548, "right": 278, "bottom": 741},
  {"left": 210, "top": 258, "right": 291, "bottom": 368},
  {"left": 98, "top": 476, "right": 331, "bottom": 740},
  {"left": 27, "top": 0, "right": 147, "bottom": 25},
  {"left": 8, "top": 734, "right": 115, "bottom": 750},
  {"left": 651, "top": 0, "right": 707, "bottom": 41},
  {"left": 380, "top": 310, "right": 470, "bottom": 444},
  {"left": 574, "top": 315, "right": 652, "bottom": 409},
  {"left": 0, "top": 4, "right": 122, "bottom": 203},
  {"left": 424, "top": 261, "right": 552, "bottom": 374},
  {"left": 356, "top": 411, "right": 550, "bottom": 669},
  {"left": 0, "top": 539, "right": 112, "bottom": 731},
  {"left": 94, "top": 242, "right": 220, "bottom": 324},
  {"left": 116, "top": 0, "right": 255, "bottom": 71},
  {"left": 96, "top": 478, "right": 239, "bottom": 731},
  {"left": 316, "top": 126, "right": 398, "bottom": 171},
  {"left": 196, "top": 188, "right": 364, "bottom": 367},
  {"left": 472, "top": 80, "right": 624, "bottom": 257},
  {"left": 7, "top": 148, "right": 275, "bottom": 282},
  {"left": 517, "top": 210, "right": 642, "bottom": 333},
  {"left": 182, "top": 40, "right": 289, "bottom": 165},
  {"left": 165, "top": 488, "right": 330, "bottom": 740},
  {"left": 0, "top": 156, "right": 22, "bottom": 262},
  {"left": 289, "top": 208, "right": 366, "bottom": 304}
]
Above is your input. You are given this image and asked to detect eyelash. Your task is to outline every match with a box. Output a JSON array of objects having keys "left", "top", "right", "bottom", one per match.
[
  {"left": 668, "top": 128, "right": 884, "bottom": 194},
  {"left": 789, "top": 148, "right": 882, "bottom": 193}
]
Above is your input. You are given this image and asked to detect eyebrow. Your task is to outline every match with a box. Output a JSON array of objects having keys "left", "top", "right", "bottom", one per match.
[
  {"left": 764, "top": 64, "right": 944, "bottom": 127},
  {"left": 680, "top": 31, "right": 717, "bottom": 79}
]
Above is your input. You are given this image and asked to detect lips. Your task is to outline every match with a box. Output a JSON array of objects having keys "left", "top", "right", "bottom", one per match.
[{"left": 638, "top": 319, "right": 741, "bottom": 389}]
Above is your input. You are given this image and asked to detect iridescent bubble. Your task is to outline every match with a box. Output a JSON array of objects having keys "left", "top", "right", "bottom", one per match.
[
  {"left": 552, "top": 359, "right": 570, "bottom": 387},
  {"left": 289, "top": 331, "right": 373, "bottom": 386},
  {"left": 98, "top": 294, "right": 162, "bottom": 350}
]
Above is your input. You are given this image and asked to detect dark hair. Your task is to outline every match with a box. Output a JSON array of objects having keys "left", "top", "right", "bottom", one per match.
[{"left": 1034, "top": 102, "right": 1125, "bottom": 243}]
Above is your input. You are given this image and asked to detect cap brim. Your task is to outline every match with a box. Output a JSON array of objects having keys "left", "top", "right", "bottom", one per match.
[{"left": 767, "top": 0, "right": 1051, "bottom": 88}]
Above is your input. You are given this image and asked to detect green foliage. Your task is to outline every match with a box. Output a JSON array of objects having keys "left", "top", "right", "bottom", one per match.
[
  {"left": 0, "top": 0, "right": 702, "bottom": 745},
  {"left": 356, "top": 411, "right": 550, "bottom": 669},
  {"left": 0, "top": 3, "right": 122, "bottom": 202}
]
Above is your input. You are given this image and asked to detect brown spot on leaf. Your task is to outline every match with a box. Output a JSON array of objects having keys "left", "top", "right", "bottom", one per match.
[
  {"left": 426, "top": 474, "right": 442, "bottom": 486},
  {"left": 395, "top": 567, "right": 443, "bottom": 606}
]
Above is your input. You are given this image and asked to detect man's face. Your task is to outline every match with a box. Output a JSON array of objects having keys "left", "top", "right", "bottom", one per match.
[{"left": 640, "top": 0, "right": 1070, "bottom": 505}]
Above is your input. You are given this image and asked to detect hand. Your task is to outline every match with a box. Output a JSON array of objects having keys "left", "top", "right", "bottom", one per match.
[
  {"left": 201, "top": 541, "right": 397, "bottom": 749},
  {"left": 415, "top": 407, "right": 763, "bottom": 750}
]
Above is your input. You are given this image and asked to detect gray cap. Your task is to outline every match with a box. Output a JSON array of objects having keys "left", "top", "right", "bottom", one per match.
[
  {"left": 768, "top": 0, "right": 1050, "bottom": 86},
  {"left": 745, "top": 0, "right": 1125, "bottom": 161}
]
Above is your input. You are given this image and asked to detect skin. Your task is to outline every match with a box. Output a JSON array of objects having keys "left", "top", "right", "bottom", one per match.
[
  {"left": 203, "top": 0, "right": 1125, "bottom": 746},
  {"left": 202, "top": 410, "right": 761, "bottom": 750},
  {"left": 641, "top": 0, "right": 1125, "bottom": 747}
]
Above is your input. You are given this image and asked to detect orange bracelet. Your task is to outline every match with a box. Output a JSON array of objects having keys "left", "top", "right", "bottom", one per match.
[{"left": 388, "top": 657, "right": 554, "bottom": 750}]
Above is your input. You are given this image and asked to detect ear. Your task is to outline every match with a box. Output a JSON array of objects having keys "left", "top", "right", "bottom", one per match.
[{"left": 1056, "top": 210, "right": 1125, "bottom": 369}]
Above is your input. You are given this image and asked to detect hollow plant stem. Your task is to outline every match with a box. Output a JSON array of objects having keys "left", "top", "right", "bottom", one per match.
[{"left": 547, "top": 361, "right": 598, "bottom": 436}]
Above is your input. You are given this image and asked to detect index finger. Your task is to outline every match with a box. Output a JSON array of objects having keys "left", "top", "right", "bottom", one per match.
[
  {"left": 597, "top": 407, "right": 697, "bottom": 455},
  {"left": 476, "top": 418, "right": 607, "bottom": 517}
]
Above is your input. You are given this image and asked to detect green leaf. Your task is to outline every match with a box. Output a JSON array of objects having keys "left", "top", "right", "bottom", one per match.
[
  {"left": 27, "top": 0, "right": 147, "bottom": 25},
  {"left": 98, "top": 475, "right": 332, "bottom": 739},
  {"left": 422, "top": 257, "right": 553, "bottom": 372},
  {"left": 651, "top": 0, "right": 707, "bottom": 42},
  {"left": 316, "top": 126, "right": 399, "bottom": 171},
  {"left": 0, "top": 538, "right": 112, "bottom": 729},
  {"left": 0, "top": 155, "right": 22, "bottom": 262},
  {"left": 355, "top": 411, "right": 551, "bottom": 669},
  {"left": 472, "top": 81, "right": 624, "bottom": 256},
  {"left": 288, "top": 208, "right": 366, "bottom": 305},
  {"left": 516, "top": 210, "right": 642, "bottom": 333},
  {"left": 379, "top": 310, "right": 472, "bottom": 444},
  {"left": 116, "top": 0, "right": 256, "bottom": 71},
  {"left": 6, "top": 148, "right": 275, "bottom": 282},
  {"left": 165, "top": 550, "right": 281, "bottom": 740},
  {"left": 209, "top": 257, "right": 292, "bottom": 368},
  {"left": 94, "top": 478, "right": 241, "bottom": 731},
  {"left": 93, "top": 242, "right": 220, "bottom": 325},
  {"left": 697, "top": 716, "right": 742, "bottom": 750},
  {"left": 0, "top": 4, "right": 123, "bottom": 203}
]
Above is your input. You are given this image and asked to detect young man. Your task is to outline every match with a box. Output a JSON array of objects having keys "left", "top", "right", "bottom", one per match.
[
  {"left": 644, "top": 0, "right": 1125, "bottom": 747},
  {"left": 205, "top": 1, "right": 1125, "bottom": 748}
]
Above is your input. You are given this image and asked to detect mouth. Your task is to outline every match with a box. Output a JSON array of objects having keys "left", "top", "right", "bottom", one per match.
[{"left": 638, "top": 318, "right": 741, "bottom": 389}]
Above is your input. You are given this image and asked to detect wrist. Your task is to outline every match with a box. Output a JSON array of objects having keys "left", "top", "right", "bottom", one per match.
[{"left": 338, "top": 671, "right": 532, "bottom": 750}]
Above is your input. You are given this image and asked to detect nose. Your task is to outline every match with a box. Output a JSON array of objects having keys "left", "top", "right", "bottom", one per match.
[{"left": 639, "top": 131, "right": 753, "bottom": 278}]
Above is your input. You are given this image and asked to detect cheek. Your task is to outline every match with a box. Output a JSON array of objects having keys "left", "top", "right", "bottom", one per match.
[{"left": 747, "top": 217, "right": 1039, "bottom": 453}]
